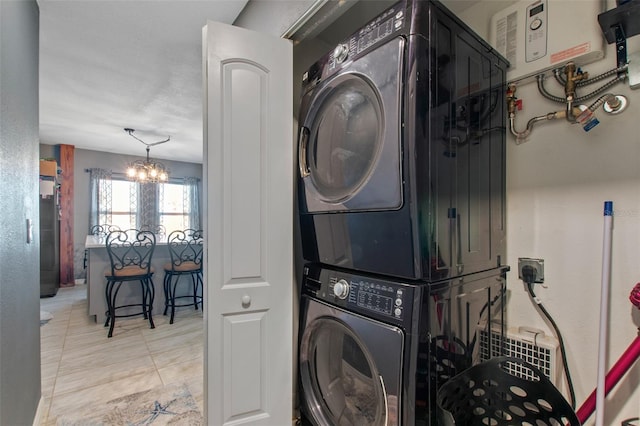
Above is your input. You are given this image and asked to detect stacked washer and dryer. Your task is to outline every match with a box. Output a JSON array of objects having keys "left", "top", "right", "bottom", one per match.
[{"left": 296, "top": 1, "right": 509, "bottom": 425}]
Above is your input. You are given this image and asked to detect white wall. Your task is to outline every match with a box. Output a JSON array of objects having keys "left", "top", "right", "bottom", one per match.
[{"left": 460, "top": 2, "right": 640, "bottom": 424}]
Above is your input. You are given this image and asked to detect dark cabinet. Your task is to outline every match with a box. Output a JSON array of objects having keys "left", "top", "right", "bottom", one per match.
[
  {"left": 40, "top": 195, "right": 59, "bottom": 297},
  {"left": 424, "top": 11, "right": 507, "bottom": 279}
]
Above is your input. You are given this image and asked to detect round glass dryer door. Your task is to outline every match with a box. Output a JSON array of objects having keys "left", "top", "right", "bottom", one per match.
[
  {"left": 299, "top": 37, "right": 404, "bottom": 213},
  {"left": 308, "top": 74, "right": 383, "bottom": 204}
]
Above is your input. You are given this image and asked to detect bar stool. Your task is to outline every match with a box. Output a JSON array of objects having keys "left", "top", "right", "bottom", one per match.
[
  {"left": 84, "top": 224, "right": 121, "bottom": 270},
  {"left": 140, "top": 223, "right": 166, "bottom": 237},
  {"left": 104, "top": 229, "right": 156, "bottom": 338},
  {"left": 89, "top": 224, "right": 120, "bottom": 237},
  {"left": 163, "top": 229, "right": 203, "bottom": 324}
]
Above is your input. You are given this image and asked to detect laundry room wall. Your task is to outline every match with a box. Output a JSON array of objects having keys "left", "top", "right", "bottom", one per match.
[
  {"left": 459, "top": 1, "right": 640, "bottom": 424},
  {"left": 0, "top": 1, "right": 41, "bottom": 424}
]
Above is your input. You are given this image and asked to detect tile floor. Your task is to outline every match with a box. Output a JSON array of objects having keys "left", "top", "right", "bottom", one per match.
[{"left": 39, "top": 284, "right": 204, "bottom": 425}]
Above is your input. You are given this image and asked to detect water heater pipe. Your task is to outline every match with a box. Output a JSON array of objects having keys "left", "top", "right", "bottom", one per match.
[
  {"left": 506, "top": 83, "right": 581, "bottom": 144},
  {"left": 552, "top": 64, "right": 628, "bottom": 88},
  {"left": 509, "top": 63, "right": 628, "bottom": 143},
  {"left": 563, "top": 63, "right": 591, "bottom": 123},
  {"left": 595, "top": 201, "right": 614, "bottom": 426},
  {"left": 545, "top": 64, "right": 628, "bottom": 103}
]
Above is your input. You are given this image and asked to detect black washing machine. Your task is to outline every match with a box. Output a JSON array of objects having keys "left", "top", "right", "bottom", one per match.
[
  {"left": 298, "top": 263, "right": 507, "bottom": 426},
  {"left": 298, "top": 0, "right": 509, "bottom": 280}
]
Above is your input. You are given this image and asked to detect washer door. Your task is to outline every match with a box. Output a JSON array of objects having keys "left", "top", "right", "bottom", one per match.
[
  {"left": 300, "top": 299, "right": 403, "bottom": 426},
  {"left": 299, "top": 37, "right": 404, "bottom": 213}
]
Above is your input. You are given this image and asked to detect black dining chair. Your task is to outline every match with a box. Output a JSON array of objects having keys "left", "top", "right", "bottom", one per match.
[
  {"left": 84, "top": 224, "right": 122, "bottom": 270},
  {"left": 139, "top": 223, "right": 166, "bottom": 237},
  {"left": 104, "top": 229, "right": 156, "bottom": 338},
  {"left": 89, "top": 224, "right": 121, "bottom": 237},
  {"left": 163, "top": 229, "right": 203, "bottom": 324}
]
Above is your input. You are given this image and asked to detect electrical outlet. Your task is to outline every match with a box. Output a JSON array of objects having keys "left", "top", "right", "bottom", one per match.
[{"left": 518, "top": 257, "right": 544, "bottom": 283}]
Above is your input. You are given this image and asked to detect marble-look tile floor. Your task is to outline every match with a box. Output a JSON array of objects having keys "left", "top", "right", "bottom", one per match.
[{"left": 39, "top": 284, "right": 204, "bottom": 425}]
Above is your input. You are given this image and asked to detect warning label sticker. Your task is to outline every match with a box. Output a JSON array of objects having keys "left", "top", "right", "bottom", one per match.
[
  {"left": 550, "top": 42, "right": 591, "bottom": 64},
  {"left": 494, "top": 11, "right": 518, "bottom": 67}
]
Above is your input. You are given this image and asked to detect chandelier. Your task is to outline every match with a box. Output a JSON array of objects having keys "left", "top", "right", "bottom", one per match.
[{"left": 124, "top": 128, "right": 170, "bottom": 183}]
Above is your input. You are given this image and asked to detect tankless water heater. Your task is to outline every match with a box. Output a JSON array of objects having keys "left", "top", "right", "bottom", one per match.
[{"left": 490, "top": 0, "right": 606, "bottom": 84}]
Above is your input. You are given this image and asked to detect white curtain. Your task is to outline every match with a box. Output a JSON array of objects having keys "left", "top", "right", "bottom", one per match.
[
  {"left": 184, "top": 177, "right": 200, "bottom": 230},
  {"left": 88, "top": 168, "right": 112, "bottom": 230},
  {"left": 138, "top": 182, "right": 159, "bottom": 232}
]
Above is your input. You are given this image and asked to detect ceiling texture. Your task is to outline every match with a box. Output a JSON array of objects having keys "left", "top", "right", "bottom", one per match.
[
  {"left": 38, "top": 0, "right": 249, "bottom": 164},
  {"left": 38, "top": 0, "right": 478, "bottom": 165}
]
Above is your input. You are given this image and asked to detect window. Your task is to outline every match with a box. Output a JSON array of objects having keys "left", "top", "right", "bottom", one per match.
[
  {"left": 90, "top": 170, "right": 200, "bottom": 236},
  {"left": 108, "top": 179, "right": 137, "bottom": 231},
  {"left": 158, "top": 182, "right": 194, "bottom": 233}
]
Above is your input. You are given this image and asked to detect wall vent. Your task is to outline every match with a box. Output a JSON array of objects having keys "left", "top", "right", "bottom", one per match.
[{"left": 479, "top": 326, "right": 561, "bottom": 387}]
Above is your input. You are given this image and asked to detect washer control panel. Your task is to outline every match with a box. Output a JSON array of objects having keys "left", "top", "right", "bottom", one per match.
[
  {"left": 333, "top": 44, "right": 349, "bottom": 64},
  {"left": 332, "top": 279, "right": 350, "bottom": 299},
  {"left": 303, "top": 265, "right": 416, "bottom": 326}
]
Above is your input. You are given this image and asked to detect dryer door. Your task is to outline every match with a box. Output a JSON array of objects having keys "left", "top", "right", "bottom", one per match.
[
  {"left": 299, "top": 37, "right": 404, "bottom": 213},
  {"left": 299, "top": 298, "right": 404, "bottom": 426}
]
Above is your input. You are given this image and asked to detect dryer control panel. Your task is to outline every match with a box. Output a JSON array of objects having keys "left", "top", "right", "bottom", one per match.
[
  {"left": 302, "top": 0, "right": 407, "bottom": 86},
  {"left": 327, "top": 5, "right": 405, "bottom": 72},
  {"left": 302, "top": 264, "right": 417, "bottom": 328}
]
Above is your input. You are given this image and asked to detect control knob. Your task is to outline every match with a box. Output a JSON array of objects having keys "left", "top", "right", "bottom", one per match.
[
  {"left": 333, "top": 279, "right": 350, "bottom": 299},
  {"left": 333, "top": 44, "right": 349, "bottom": 64}
]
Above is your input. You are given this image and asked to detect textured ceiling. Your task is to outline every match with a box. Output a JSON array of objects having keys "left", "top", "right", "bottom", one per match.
[
  {"left": 38, "top": 0, "right": 249, "bottom": 164},
  {"left": 38, "top": 0, "right": 479, "bottom": 165}
]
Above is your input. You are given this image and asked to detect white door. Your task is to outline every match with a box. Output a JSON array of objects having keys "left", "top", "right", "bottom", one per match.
[{"left": 203, "top": 21, "right": 293, "bottom": 425}]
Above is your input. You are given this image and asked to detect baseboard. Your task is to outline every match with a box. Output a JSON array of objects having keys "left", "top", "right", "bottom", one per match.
[{"left": 32, "top": 396, "right": 45, "bottom": 426}]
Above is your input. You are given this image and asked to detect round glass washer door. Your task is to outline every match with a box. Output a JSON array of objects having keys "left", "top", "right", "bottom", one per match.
[
  {"left": 300, "top": 317, "right": 387, "bottom": 426},
  {"left": 307, "top": 73, "right": 384, "bottom": 204}
]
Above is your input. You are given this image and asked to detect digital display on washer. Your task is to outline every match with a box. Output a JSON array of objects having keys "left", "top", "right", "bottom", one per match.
[
  {"left": 349, "top": 279, "right": 395, "bottom": 316},
  {"left": 357, "top": 18, "right": 395, "bottom": 54},
  {"left": 358, "top": 291, "right": 394, "bottom": 315}
]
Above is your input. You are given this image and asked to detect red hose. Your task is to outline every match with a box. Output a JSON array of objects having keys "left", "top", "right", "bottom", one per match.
[
  {"left": 576, "top": 336, "right": 640, "bottom": 423},
  {"left": 576, "top": 283, "right": 640, "bottom": 423},
  {"left": 631, "top": 283, "right": 640, "bottom": 308}
]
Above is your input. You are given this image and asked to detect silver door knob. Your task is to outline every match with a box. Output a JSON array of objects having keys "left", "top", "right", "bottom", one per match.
[{"left": 241, "top": 295, "right": 251, "bottom": 307}]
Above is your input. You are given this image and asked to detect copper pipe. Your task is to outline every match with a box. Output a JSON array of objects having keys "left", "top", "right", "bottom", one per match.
[{"left": 564, "top": 62, "right": 589, "bottom": 123}]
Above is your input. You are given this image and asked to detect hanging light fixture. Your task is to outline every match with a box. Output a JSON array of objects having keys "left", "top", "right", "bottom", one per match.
[{"left": 124, "top": 128, "right": 170, "bottom": 183}]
